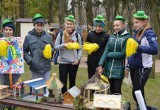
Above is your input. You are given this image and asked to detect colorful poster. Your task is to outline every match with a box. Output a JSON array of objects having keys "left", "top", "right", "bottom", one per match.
[{"left": 0, "top": 37, "right": 24, "bottom": 74}]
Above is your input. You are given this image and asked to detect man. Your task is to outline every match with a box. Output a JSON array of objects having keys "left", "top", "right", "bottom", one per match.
[
  {"left": 86, "top": 15, "right": 109, "bottom": 79},
  {"left": 23, "top": 13, "right": 54, "bottom": 96}
]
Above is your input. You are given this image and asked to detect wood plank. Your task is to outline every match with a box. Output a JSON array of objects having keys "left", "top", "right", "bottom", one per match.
[{"left": 0, "top": 98, "right": 74, "bottom": 110}]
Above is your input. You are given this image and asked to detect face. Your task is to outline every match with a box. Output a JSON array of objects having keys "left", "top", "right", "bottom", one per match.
[
  {"left": 34, "top": 23, "right": 44, "bottom": 33},
  {"left": 95, "top": 25, "right": 103, "bottom": 33},
  {"left": 133, "top": 18, "right": 146, "bottom": 30},
  {"left": 113, "top": 20, "right": 125, "bottom": 33},
  {"left": 64, "top": 20, "right": 75, "bottom": 33},
  {"left": 3, "top": 26, "right": 14, "bottom": 37}
]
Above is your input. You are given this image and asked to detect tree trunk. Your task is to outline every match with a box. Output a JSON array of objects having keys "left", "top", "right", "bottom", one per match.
[
  {"left": 78, "top": 0, "right": 82, "bottom": 26},
  {"left": 19, "top": 0, "right": 25, "bottom": 18},
  {"left": 48, "top": 0, "right": 54, "bottom": 23},
  {"left": 71, "top": 0, "right": 75, "bottom": 16},
  {"left": 58, "top": 0, "right": 66, "bottom": 28},
  {"left": 85, "top": 0, "right": 93, "bottom": 25}
]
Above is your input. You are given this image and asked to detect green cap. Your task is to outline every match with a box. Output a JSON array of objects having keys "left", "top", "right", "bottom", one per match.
[
  {"left": 114, "top": 15, "right": 125, "bottom": 22},
  {"left": 93, "top": 15, "right": 105, "bottom": 22},
  {"left": 32, "top": 13, "right": 44, "bottom": 21},
  {"left": 66, "top": 15, "right": 76, "bottom": 22},
  {"left": 133, "top": 11, "right": 148, "bottom": 19},
  {"left": 2, "top": 19, "right": 12, "bottom": 27}
]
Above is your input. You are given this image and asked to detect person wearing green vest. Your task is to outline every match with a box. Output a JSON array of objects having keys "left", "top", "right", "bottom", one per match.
[
  {"left": 97, "top": 15, "right": 130, "bottom": 94},
  {"left": 23, "top": 13, "right": 54, "bottom": 96}
]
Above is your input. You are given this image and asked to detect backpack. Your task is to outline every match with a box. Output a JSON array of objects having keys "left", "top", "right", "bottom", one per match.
[{"left": 59, "top": 31, "right": 83, "bottom": 44}]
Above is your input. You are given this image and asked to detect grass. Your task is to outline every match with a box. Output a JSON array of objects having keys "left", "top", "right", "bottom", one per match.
[{"left": 1, "top": 63, "right": 160, "bottom": 109}]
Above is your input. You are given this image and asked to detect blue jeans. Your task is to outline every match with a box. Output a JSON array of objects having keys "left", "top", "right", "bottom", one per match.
[{"left": 31, "top": 70, "right": 50, "bottom": 95}]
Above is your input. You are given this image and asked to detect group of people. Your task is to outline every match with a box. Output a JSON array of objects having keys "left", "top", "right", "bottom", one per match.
[{"left": 0, "top": 10, "right": 158, "bottom": 110}]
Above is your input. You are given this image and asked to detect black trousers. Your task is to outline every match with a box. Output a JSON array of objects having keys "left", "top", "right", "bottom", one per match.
[
  {"left": 59, "top": 64, "right": 79, "bottom": 94},
  {"left": 87, "top": 64, "right": 97, "bottom": 79},
  {"left": 109, "top": 78, "right": 123, "bottom": 94},
  {"left": 130, "top": 67, "right": 152, "bottom": 106}
]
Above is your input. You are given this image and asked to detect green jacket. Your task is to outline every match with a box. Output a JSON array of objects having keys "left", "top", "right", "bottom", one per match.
[{"left": 98, "top": 30, "right": 130, "bottom": 79}]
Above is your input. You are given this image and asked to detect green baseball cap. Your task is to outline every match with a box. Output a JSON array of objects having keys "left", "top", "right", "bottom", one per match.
[
  {"left": 114, "top": 15, "right": 125, "bottom": 22},
  {"left": 2, "top": 19, "right": 12, "bottom": 27},
  {"left": 133, "top": 11, "right": 148, "bottom": 19},
  {"left": 32, "top": 13, "right": 44, "bottom": 21},
  {"left": 93, "top": 15, "right": 105, "bottom": 22},
  {"left": 66, "top": 15, "right": 76, "bottom": 22}
]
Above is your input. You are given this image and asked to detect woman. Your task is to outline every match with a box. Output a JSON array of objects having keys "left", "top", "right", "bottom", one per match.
[
  {"left": 54, "top": 15, "right": 82, "bottom": 94},
  {"left": 125, "top": 11, "right": 158, "bottom": 109},
  {"left": 97, "top": 16, "right": 130, "bottom": 94},
  {"left": 86, "top": 15, "right": 109, "bottom": 79}
]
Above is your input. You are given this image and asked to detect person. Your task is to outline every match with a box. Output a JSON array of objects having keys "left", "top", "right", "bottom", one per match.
[
  {"left": 48, "top": 26, "right": 60, "bottom": 64},
  {"left": 0, "top": 19, "right": 21, "bottom": 86},
  {"left": 125, "top": 11, "right": 158, "bottom": 109},
  {"left": 0, "top": 19, "right": 19, "bottom": 110},
  {"left": 97, "top": 16, "right": 130, "bottom": 94},
  {"left": 86, "top": 15, "right": 109, "bottom": 79},
  {"left": 23, "top": 13, "right": 54, "bottom": 96},
  {"left": 54, "top": 15, "right": 82, "bottom": 94}
]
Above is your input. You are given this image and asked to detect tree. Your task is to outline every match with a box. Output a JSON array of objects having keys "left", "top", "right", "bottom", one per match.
[
  {"left": 58, "top": 0, "right": 66, "bottom": 27},
  {"left": 85, "top": 0, "right": 93, "bottom": 27},
  {"left": 48, "top": 0, "right": 54, "bottom": 23},
  {"left": 19, "top": 0, "right": 25, "bottom": 18}
]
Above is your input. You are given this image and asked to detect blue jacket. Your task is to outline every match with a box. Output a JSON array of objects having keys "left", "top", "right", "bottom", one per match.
[{"left": 128, "top": 28, "right": 158, "bottom": 68}]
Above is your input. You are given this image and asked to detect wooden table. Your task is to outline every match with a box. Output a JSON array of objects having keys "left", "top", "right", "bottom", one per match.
[{"left": 0, "top": 97, "right": 74, "bottom": 110}]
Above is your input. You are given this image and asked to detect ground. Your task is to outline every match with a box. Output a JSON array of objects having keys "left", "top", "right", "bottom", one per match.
[{"left": 79, "top": 57, "right": 160, "bottom": 72}]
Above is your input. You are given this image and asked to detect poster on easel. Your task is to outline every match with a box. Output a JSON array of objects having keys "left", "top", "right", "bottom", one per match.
[{"left": 0, "top": 37, "right": 24, "bottom": 74}]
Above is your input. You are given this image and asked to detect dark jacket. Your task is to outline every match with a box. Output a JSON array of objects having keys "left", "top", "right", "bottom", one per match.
[
  {"left": 128, "top": 28, "right": 158, "bottom": 68},
  {"left": 86, "top": 31, "right": 109, "bottom": 67},
  {"left": 99, "top": 30, "right": 130, "bottom": 79},
  {"left": 23, "top": 29, "right": 54, "bottom": 73}
]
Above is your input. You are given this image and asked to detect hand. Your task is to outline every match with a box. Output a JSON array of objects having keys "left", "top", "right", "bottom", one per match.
[
  {"left": 64, "top": 43, "right": 68, "bottom": 47},
  {"left": 125, "top": 69, "right": 129, "bottom": 78},
  {"left": 96, "top": 66, "right": 103, "bottom": 74},
  {"left": 72, "top": 59, "right": 80, "bottom": 65}
]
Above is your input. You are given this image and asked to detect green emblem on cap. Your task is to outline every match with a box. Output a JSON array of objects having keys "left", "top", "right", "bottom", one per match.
[
  {"left": 66, "top": 15, "right": 76, "bottom": 22},
  {"left": 133, "top": 11, "right": 148, "bottom": 19}
]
